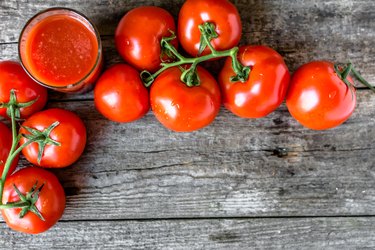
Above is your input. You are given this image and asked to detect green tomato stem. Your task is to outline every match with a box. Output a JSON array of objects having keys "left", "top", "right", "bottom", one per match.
[
  {"left": 141, "top": 22, "right": 250, "bottom": 87},
  {"left": 0, "top": 104, "right": 19, "bottom": 203},
  {"left": 0, "top": 200, "right": 29, "bottom": 210},
  {"left": 334, "top": 63, "right": 375, "bottom": 93},
  {"left": 198, "top": 22, "right": 217, "bottom": 54},
  {"left": 0, "top": 132, "right": 34, "bottom": 203},
  {"left": 0, "top": 90, "right": 60, "bottom": 207},
  {"left": 0, "top": 91, "right": 61, "bottom": 220},
  {"left": 351, "top": 67, "right": 375, "bottom": 93},
  {"left": 142, "top": 45, "right": 247, "bottom": 87}
]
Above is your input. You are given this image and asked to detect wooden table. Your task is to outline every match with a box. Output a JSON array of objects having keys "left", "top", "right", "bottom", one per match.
[{"left": 1, "top": 0, "right": 374, "bottom": 249}]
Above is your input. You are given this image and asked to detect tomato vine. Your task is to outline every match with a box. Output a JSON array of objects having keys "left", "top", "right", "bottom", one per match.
[
  {"left": 0, "top": 90, "right": 60, "bottom": 219},
  {"left": 334, "top": 62, "right": 375, "bottom": 93},
  {"left": 141, "top": 22, "right": 250, "bottom": 87}
]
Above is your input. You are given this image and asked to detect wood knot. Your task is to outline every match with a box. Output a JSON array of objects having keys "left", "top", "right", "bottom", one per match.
[{"left": 273, "top": 147, "right": 289, "bottom": 158}]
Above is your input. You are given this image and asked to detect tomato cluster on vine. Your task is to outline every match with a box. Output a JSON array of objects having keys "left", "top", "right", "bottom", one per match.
[
  {"left": 0, "top": 61, "right": 86, "bottom": 234},
  {"left": 95, "top": 0, "right": 373, "bottom": 132}
]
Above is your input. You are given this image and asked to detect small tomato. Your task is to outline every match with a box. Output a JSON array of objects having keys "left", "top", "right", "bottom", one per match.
[
  {"left": 1, "top": 167, "right": 65, "bottom": 234},
  {"left": 150, "top": 66, "right": 221, "bottom": 132},
  {"left": 286, "top": 61, "right": 356, "bottom": 130},
  {"left": 0, "top": 61, "right": 47, "bottom": 119},
  {"left": 19, "top": 108, "right": 86, "bottom": 168},
  {"left": 94, "top": 64, "right": 149, "bottom": 123},
  {"left": 219, "top": 45, "right": 290, "bottom": 118},
  {"left": 115, "top": 6, "right": 177, "bottom": 72}
]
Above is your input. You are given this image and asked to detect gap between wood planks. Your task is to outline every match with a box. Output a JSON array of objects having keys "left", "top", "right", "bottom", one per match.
[{"left": 0, "top": 215, "right": 374, "bottom": 224}]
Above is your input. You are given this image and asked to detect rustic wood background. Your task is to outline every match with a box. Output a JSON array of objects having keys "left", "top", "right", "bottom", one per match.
[{"left": 0, "top": 0, "right": 374, "bottom": 249}]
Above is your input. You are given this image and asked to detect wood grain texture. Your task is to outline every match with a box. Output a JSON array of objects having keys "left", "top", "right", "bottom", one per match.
[
  {"left": 0, "top": 0, "right": 374, "bottom": 247},
  {"left": 0, "top": 90, "right": 370, "bottom": 221},
  {"left": 1, "top": 217, "right": 374, "bottom": 249}
]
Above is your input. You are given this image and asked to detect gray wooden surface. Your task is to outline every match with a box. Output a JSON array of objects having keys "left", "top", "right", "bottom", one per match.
[{"left": 0, "top": 0, "right": 374, "bottom": 249}]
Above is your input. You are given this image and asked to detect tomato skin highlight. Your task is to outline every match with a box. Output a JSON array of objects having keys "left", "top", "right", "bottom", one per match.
[
  {"left": 219, "top": 45, "right": 290, "bottom": 118},
  {"left": 178, "top": 0, "right": 242, "bottom": 57},
  {"left": 94, "top": 64, "right": 150, "bottom": 123},
  {"left": 115, "top": 6, "right": 177, "bottom": 72},
  {"left": 150, "top": 66, "right": 221, "bottom": 132},
  {"left": 286, "top": 61, "right": 356, "bottom": 130},
  {"left": 0, "top": 122, "right": 18, "bottom": 177},
  {"left": 1, "top": 167, "right": 65, "bottom": 234},
  {"left": 0, "top": 61, "right": 47, "bottom": 119},
  {"left": 19, "top": 108, "right": 87, "bottom": 168}
]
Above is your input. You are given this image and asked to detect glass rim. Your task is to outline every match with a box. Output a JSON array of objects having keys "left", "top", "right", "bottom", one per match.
[{"left": 18, "top": 7, "right": 103, "bottom": 90}]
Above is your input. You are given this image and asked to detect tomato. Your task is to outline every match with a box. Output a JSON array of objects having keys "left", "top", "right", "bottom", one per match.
[
  {"left": 286, "top": 61, "right": 356, "bottom": 130},
  {"left": 19, "top": 108, "right": 86, "bottom": 168},
  {"left": 115, "top": 6, "right": 177, "bottom": 73},
  {"left": 94, "top": 64, "right": 149, "bottom": 123},
  {"left": 178, "top": 0, "right": 242, "bottom": 57},
  {"left": 1, "top": 167, "right": 65, "bottom": 234},
  {"left": 219, "top": 45, "right": 290, "bottom": 118},
  {"left": 0, "top": 61, "right": 47, "bottom": 119},
  {"left": 0, "top": 122, "right": 18, "bottom": 177},
  {"left": 150, "top": 66, "right": 221, "bottom": 132}
]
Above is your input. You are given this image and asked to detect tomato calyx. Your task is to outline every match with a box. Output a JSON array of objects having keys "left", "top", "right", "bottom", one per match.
[
  {"left": 0, "top": 89, "right": 39, "bottom": 120},
  {"left": 0, "top": 182, "right": 46, "bottom": 221},
  {"left": 197, "top": 22, "right": 218, "bottom": 55},
  {"left": 141, "top": 22, "right": 250, "bottom": 87},
  {"left": 334, "top": 62, "right": 375, "bottom": 94},
  {"left": 229, "top": 47, "right": 252, "bottom": 83},
  {"left": 160, "top": 31, "right": 178, "bottom": 62},
  {"left": 21, "top": 121, "right": 61, "bottom": 164},
  {"left": 180, "top": 65, "right": 200, "bottom": 87}
]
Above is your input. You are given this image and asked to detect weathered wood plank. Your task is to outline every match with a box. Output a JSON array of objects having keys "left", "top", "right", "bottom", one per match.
[
  {"left": 0, "top": 90, "right": 370, "bottom": 221},
  {"left": 1, "top": 217, "right": 374, "bottom": 249},
  {"left": 0, "top": 0, "right": 374, "bottom": 246}
]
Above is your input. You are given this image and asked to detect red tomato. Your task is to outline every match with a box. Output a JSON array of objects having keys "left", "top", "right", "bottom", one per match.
[
  {"left": 178, "top": 0, "right": 242, "bottom": 57},
  {"left": 286, "top": 61, "right": 356, "bottom": 130},
  {"left": 150, "top": 66, "right": 221, "bottom": 132},
  {"left": 94, "top": 64, "right": 149, "bottom": 123},
  {"left": 19, "top": 108, "right": 86, "bottom": 168},
  {"left": 1, "top": 167, "right": 65, "bottom": 234},
  {"left": 219, "top": 45, "right": 290, "bottom": 118},
  {"left": 0, "top": 61, "right": 47, "bottom": 119},
  {"left": 0, "top": 122, "right": 18, "bottom": 176},
  {"left": 115, "top": 6, "right": 177, "bottom": 72}
]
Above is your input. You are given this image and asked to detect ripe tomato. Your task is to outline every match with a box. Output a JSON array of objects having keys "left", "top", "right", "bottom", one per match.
[
  {"left": 1, "top": 167, "right": 65, "bottom": 234},
  {"left": 19, "top": 108, "right": 86, "bottom": 168},
  {"left": 286, "top": 61, "right": 356, "bottom": 130},
  {"left": 150, "top": 66, "right": 221, "bottom": 132},
  {"left": 178, "top": 0, "right": 242, "bottom": 57},
  {"left": 0, "top": 61, "right": 47, "bottom": 119},
  {"left": 94, "top": 64, "right": 149, "bottom": 123},
  {"left": 219, "top": 45, "right": 290, "bottom": 118},
  {"left": 0, "top": 122, "right": 18, "bottom": 177},
  {"left": 115, "top": 6, "right": 177, "bottom": 72}
]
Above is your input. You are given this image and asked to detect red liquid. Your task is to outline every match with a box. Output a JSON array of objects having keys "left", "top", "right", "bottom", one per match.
[{"left": 23, "top": 14, "right": 99, "bottom": 87}]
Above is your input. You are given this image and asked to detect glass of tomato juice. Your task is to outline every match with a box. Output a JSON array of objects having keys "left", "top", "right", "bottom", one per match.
[{"left": 19, "top": 8, "right": 103, "bottom": 93}]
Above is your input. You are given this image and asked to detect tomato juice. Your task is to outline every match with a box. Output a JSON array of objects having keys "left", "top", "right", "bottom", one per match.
[{"left": 19, "top": 8, "right": 102, "bottom": 93}]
